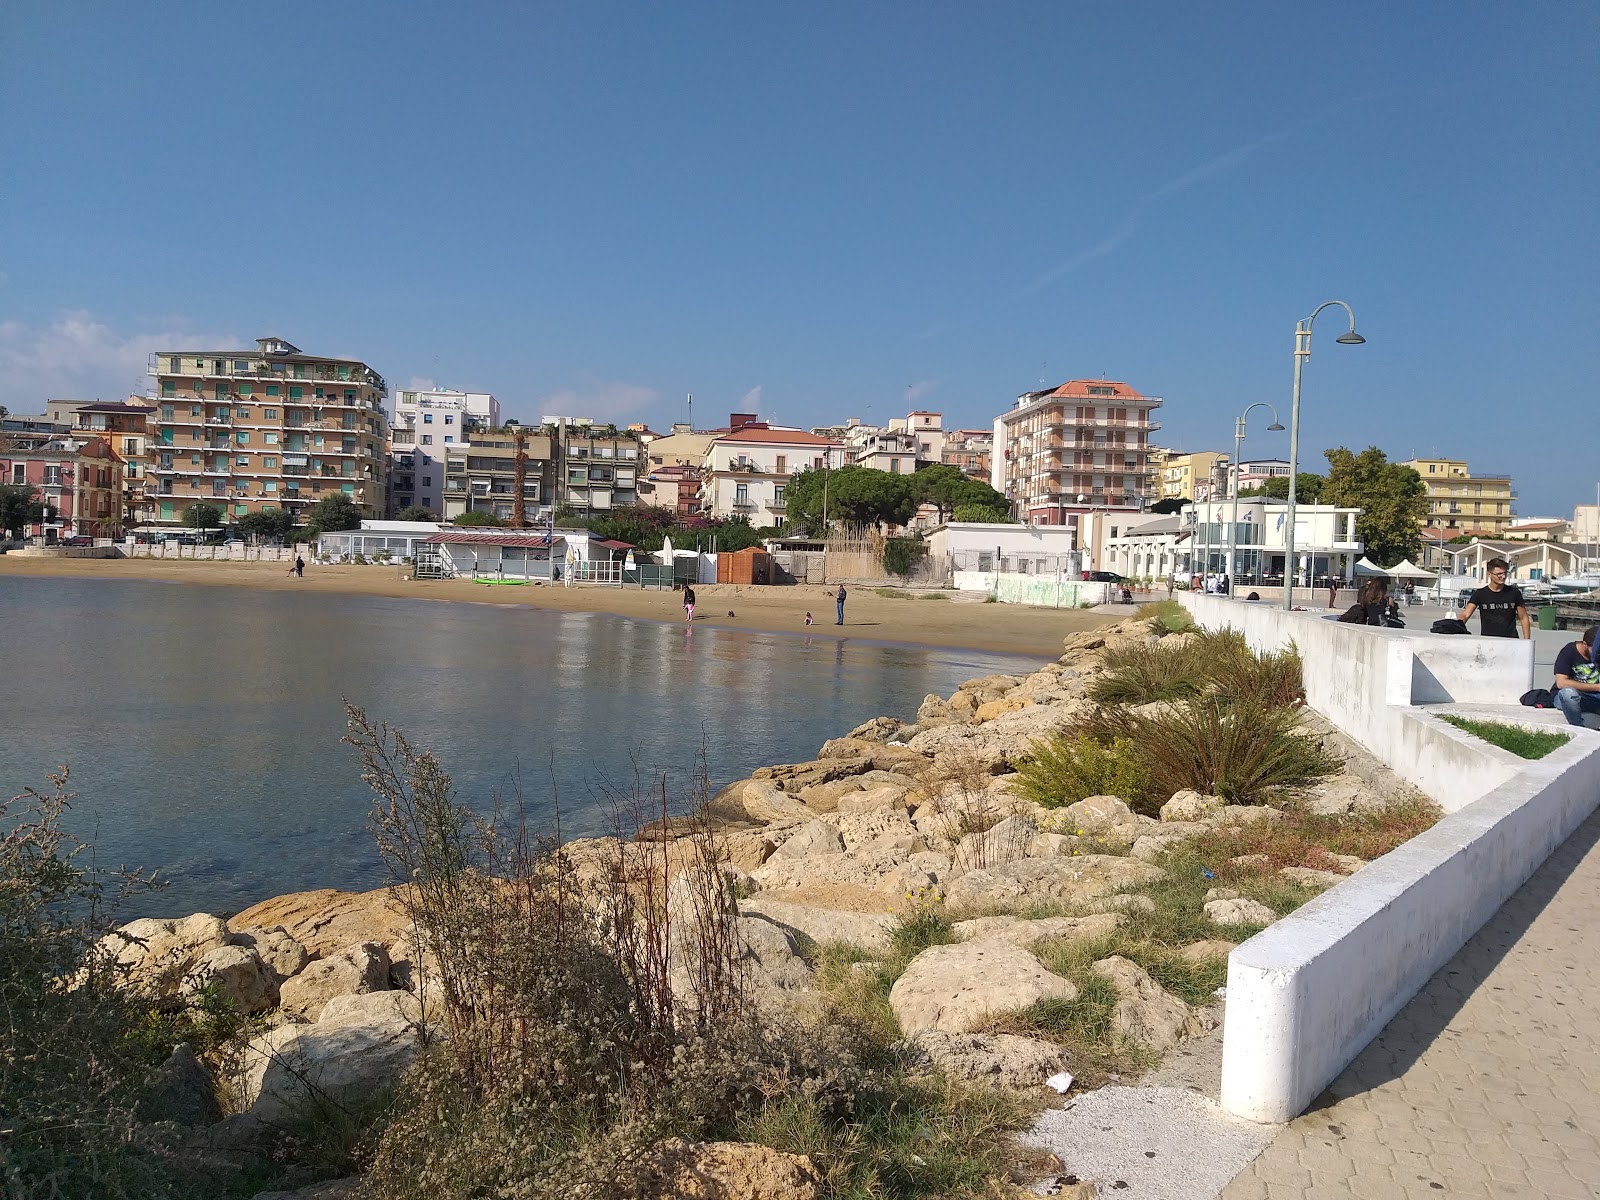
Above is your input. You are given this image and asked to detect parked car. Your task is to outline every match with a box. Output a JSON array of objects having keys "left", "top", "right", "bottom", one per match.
[
  {"left": 1083, "top": 570, "right": 1128, "bottom": 584},
  {"left": 60, "top": 535, "right": 94, "bottom": 547}
]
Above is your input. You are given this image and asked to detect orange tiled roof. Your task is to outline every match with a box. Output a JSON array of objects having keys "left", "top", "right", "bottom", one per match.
[{"left": 714, "top": 427, "right": 842, "bottom": 446}]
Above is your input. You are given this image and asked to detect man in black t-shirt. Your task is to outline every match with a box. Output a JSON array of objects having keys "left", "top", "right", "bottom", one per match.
[
  {"left": 1553, "top": 626, "right": 1600, "bottom": 727},
  {"left": 1457, "top": 558, "right": 1529, "bottom": 639}
]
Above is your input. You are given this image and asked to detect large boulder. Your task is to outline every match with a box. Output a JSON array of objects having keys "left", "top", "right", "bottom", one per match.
[
  {"left": 277, "top": 942, "right": 391, "bottom": 1022},
  {"left": 669, "top": 914, "right": 812, "bottom": 1007},
  {"left": 1057, "top": 794, "right": 1143, "bottom": 830},
  {"left": 837, "top": 805, "right": 919, "bottom": 852},
  {"left": 1130, "top": 822, "right": 1212, "bottom": 861},
  {"left": 845, "top": 716, "right": 904, "bottom": 744},
  {"left": 739, "top": 898, "right": 895, "bottom": 953},
  {"left": 1160, "top": 790, "right": 1226, "bottom": 822},
  {"left": 907, "top": 705, "right": 1090, "bottom": 773},
  {"left": 717, "top": 827, "right": 780, "bottom": 871},
  {"left": 180, "top": 944, "right": 279, "bottom": 1014},
  {"left": 99, "top": 914, "right": 231, "bottom": 1000},
  {"left": 230, "top": 926, "right": 311, "bottom": 982},
  {"left": 241, "top": 993, "right": 424, "bottom": 1125},
  {"left": 639, "top": 1140, "right": 821, "bottom": 1200},
  {"left": 753, "top": 758, "right": 871, "bottom": 793},
  {"left": 750, "top": 844, "right": 914, "bottom": 894},
  {"left": 904, "top": 1031, "right": 1071, "bottom": 1089},
  {"left": 1301, "top": 774, "right": 1386, "bottom": 816},
  {"left": 889, "top": 940, "right": 1077, "bottom": 1034},
  {"left": 771, "top": 820, "right": 845, "bottom": 859},
  {"left": 953, "top": 814, "right": 1037, "bottom": 870},
  {"left": 1091, "top": 956, "right": 1217, "bottom": 1053},
  {"left": 1280, "top": 866, "right": 1346, "bottom": 888},
  {"left": 227, "top": 888, "right": 410, "bottom": 960},
  {"left": 721, "top": 779, "right": 815, "bottom": 823},
  {"left": 952, "top": 912, "right": 1124, "bottom": 948},
  {"left": 137, "top": 1042, "right": 221, "bottom": 1127},
  {"left": 1204, "top": 897, "right": 1279, "bottom": 927},
  {"left": 836, "top": 782, "right": 914, "bottom": 816},
  {"left": 943, "top": 855, "right": 1165, "bottom": 912}
]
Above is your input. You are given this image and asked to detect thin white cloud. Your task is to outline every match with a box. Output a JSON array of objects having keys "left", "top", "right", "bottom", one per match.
[
  {"left": 406, "top": 376, "right": 439, "bottom": 392},
  {"left": 904, "top": 379, "right": 937, "bottom": 404},
  {"left": 535, "top": 376, "right": 661, "bottom": 424},
  {"left": 0, "top": 310, "right": 240, "bottom": 404},
  {"left": 739, "top": 385, "right": 763, "bottom": 410}
]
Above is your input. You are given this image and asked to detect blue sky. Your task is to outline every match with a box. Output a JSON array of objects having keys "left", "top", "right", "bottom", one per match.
[{"left": 2, "top": 2, "right": 1594, "bottom": 515}]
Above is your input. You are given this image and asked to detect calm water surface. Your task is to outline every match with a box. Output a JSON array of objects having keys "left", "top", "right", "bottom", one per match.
[{"left": 0, "top": 576, "right": 1047, "bottom": 916}]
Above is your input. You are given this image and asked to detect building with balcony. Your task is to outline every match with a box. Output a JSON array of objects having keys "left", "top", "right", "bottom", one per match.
[
  {"left": 638, "top": 423, "right": 717, "bottom": 519},
  {"left": 545, "top": 417, "right": 642, "bottom": 516},
  {"left": 701, "top": 426, "right": 845, "bottom": 525},
  {"left": 441, "top": 428, "right": 553, "bottom": 524},
  {"left": 993, "top": 379, "right": 1162, "bottom": 533},
  {"left": 942, "top": 428, "right": 993, "bottom": 480},
  {"left": 1120, "top": 499, "right": 1364, "bottom": 585},
  {"left": 389, "top": 387, "right": 498, "bottom": 516},
  {"left": 1, "top": 435, "right": 124, "bottom": 539},
  {"left": 145, "top": 337, "right": 389, "bottom": 527},
  {"left": 1401, "top": 457, "right": 1516, "bottom": 538},
  {"left": 1152, "top": 449, "right": 1229, "bottom": 502},
  {"left": 813, "top": 410, "right": 946, "bottom": 472},
  {"left": 44, "top": 398, "right": 156, "bottom": 526}
]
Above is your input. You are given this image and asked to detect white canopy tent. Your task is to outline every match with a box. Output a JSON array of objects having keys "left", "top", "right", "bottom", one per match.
[
  {"left": 1384, "top": 558, "right": 1437, "bottom": 580},
  {"left": 1353, "top": 557, "right": 1387, "bottom": 575}
]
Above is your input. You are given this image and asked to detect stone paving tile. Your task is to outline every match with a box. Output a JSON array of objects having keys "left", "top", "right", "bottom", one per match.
[{"left": 1220, "top": 805, "right": 1600, "bottom": 1198}]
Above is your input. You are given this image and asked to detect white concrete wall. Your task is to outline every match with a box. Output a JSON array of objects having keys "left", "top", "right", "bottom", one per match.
[{"left": 1221, "top": 720, "right": 1600, "bottom": 1122}]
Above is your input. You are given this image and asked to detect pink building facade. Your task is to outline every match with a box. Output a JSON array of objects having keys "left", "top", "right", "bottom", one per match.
[{"left": 1, "top": 436, "right": 125, "bottom": 539}]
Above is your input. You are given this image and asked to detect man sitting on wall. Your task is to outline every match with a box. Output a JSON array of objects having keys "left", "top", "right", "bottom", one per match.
[{"left": 1552, "top": 626, "right": 1600, "bottom": 728}]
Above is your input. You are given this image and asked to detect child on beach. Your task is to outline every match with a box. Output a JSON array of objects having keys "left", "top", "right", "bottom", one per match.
[
  {"left": 683, "top": 585, "right": 696, "bottom": 623},
  {"left": 805, "top": 611, "right": 814, "bottom": 625}
]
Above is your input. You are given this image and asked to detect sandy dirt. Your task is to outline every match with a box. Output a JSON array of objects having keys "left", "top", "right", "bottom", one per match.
[{"left": 0, "top": 555, "right": 1116, "bottom": 658}]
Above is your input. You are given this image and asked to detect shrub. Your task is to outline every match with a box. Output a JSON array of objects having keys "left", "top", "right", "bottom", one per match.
[
  {"left": 1013, "top": 732, "right": 1153, "bottom": 809},
  {"left": 1115, "top": 699, "right": 1338, "bottom": 807},
  {"left": 1141, "top": 598, "right": 1196, "bottom": 635},
  {"left": 1090, "top": 639, "right": 1210, "bottom": 706}
]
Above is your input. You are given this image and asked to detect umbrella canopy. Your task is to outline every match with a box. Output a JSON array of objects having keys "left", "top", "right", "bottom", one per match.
[
  {"left": 1353, "top": 557, "right": 1388, "bottom": 575},
  {"left": 1384, "top": 558, "right": 1437, "bottom": 579}
]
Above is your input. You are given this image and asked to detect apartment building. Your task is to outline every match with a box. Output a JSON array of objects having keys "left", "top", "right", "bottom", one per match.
[
  {"left": 145, "top": 337, "right": 389, "bottom": 527},
  {"left": 942, "top": 428, "right": 993, "bottom": 480},
  {"left": 441, "top": 427, "right": 552, "bottom": 523},
  {"left": 1401, "top": 457, "right": 1516, "bottom": 537},
  {"left": 547, "top": 418, "right": 642, "bottom": 516},
  {"left": 638, "top": 423, "right": 716, "bottom": 518},
  {"left": 1153, "top": 449, "right": 1229, "bottom": 502},
  {"left": 42, "top": 398, "right": 156, "bottom": 526},
  {"left": 992, "top": 379, "right": 1162, "bottom": 529},
  {"left": 813, "top": 410, "right": 946, "bottom": 471},
  {"left": 1, "top": 435, "right": 124, "bottom": 539},
  {"left": 389, "top": 388, "right": 499, "bottom": 516},
  {"left": 1231, "top": 457, "right": 1291, "bottom": 495},
  {"left": 701, "top": 426, "right": 845, "bottom": 525}
]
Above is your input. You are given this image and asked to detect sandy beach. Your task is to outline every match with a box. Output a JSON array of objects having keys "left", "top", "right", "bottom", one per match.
[{"left": 0, "top": 555, "right": 1113, "bottom": 658}]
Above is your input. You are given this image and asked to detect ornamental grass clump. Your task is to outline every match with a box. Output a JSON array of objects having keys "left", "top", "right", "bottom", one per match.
[{"left": 1013, "top": 732, "right": 1155, "bottom": 810}]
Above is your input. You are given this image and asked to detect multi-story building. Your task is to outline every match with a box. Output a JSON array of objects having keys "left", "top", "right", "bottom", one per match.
[
  {"left": 1572, "top": 503, "right": 1600, "bottom": 545},
  {"left": 1, "top": 435, "right": 124, "bottom": 539},
  {"left": 942, "top": 428, "right": 993, "bottom": 480},
  {"left": 545, "top": 417, "right": 642, "bottom": 516},
  {"left": 45, "top": 399, "right": 156, "bottom": 527},
  {"left": 389, "top": 388, "right": 499, "bottom": 516},
  {"left": 1230, "top": 457, "right": 1291, "bottom": 496},
  {"left": 992, "top": 379, "right": 1162, "bottom": 532},
  {"left": 441, "top": 427, "right": 553, "bottom": 523},
  {"left": 814, "top": 410, "right": 946, "bottom": 471},
  {"left": 701, "top": 425, "right": 845, "bottom": 525},
  {"left": 1401, "top": 457, "right": 1516, "bottom": 538},
  {"left": 638, "top": 423, "right": 717, "bottom": 519},
  {"left": 1154, "top": 449, "right": 1229, "bottom": 503},
  {"left": 146, "top": 337, "right": 389, "bottom": 528}
]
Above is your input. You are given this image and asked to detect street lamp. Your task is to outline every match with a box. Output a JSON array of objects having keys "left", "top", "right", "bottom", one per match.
[
  {"left": 1282, "top": 302, "right": 1365, "bottom": 610},
  {"left": 1229, "top": 403, "right": 1285, "bottom": 592}
]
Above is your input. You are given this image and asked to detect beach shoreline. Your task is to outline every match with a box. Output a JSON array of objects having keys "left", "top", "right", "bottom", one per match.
[{"left": 0, "top": 555, "right": 1114, "bottom": 658}]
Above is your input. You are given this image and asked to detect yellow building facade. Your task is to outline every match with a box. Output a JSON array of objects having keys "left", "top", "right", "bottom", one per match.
[{"left": 1401, "top": 457, "right": 1516, "bottom": 537}]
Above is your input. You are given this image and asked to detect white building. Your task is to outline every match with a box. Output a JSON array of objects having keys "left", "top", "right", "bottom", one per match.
[
  {"left": 389, "top": 388, "right": 499, "bottom": 516},
  {"left": 813, "top": 410, "right": 946, "bottom": 472},
  {"left": 1102, "top": 514, "right": 1192, "bottom": 582},
  {"left": 700, "top": 427, "right": 845, "bottom": 525},
  {"left": 924, "top": 520, "right": 1083, "bottom": 577},
  {"left": 1179, "top": 498, "right": 1363, "bottom": 585},
  {"left": 1229, "top": 457, "right": 1292, "bottom": 496}
]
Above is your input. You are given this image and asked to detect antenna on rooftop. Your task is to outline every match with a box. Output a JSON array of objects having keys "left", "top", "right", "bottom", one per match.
[{"left": 687, "top": 393, "right": 692, "bottom": 427}]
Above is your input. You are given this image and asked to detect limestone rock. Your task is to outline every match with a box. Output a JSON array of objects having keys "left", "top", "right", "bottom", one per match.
[
  {"left": 1203, "top": 887, "right": 1242, "bottom": 903},
  {"left": 1130, "top": 822, "right": 1212, "bottom": 861},
  {"left": 718, "top": 828, "right": 779, "bottom": 871},
  {"left": 137, "top": 1042, "right": 221, "bottom": 1128},
  {"left": 1161, "top": 790, "right": 1226, "bottom": 822},
  {"left": 739, "top": 898, "right": 895, "bottom": 953},
  {"left": 953, "top": 814, "right": 1037, "bottom": 869},
  {"left": 845, "top": 716, "right": 904, "bottom": 743},
  {"left": 241, "top": 996, "right": 423, "bottom": 1125},
  {"left": 1091, "top": 955, "right": 1217, "bottom": 1052},
  {"left": 943, "top": 856, "right": 1165, "bottom": 912},
  {"left": 907, "top": 704, "right": 1091, "bottom": 773},
  {"left": 753, "top": 757, "right": 871, "bottom": 793},
  {"left": 1302, "top": 775, "right": 1384, "bottom": 816},
  {"left": 1204, "top": 897, "right": 1279, "bottom": 927},
  {"left": 729, "top": 779, "right": 815, "bottom": 823},
  {"left": 639, "top": 1140, "right": 821, "bottom": 1200},
  {"left": 277, "top": 942, "right": 391, "bottom": 1022},
  {"left": 669, "top": 915, "right": 811, "bottom": 1006},
  {"left": 1211, "top": 804, "right": 1284, "bottom": 827},
  {"left": 889, "top": 940, "right": 1078, "bottom": 1034},
  {"left": 974, "top": 696, "right": 1034, "bottom": 723},
  {"left": 904, "top": 1031, "right": 1071, "bottom": 1089},
  {"left": 181, "top": 944, "right": 278, "bottom": 1015},
  {"left": 952, "top": 912, "right": 1125, "bottom": 948},
  {"left": 749, "top": 845, "right": 913, "bottom": 893},
  {"left": 917, "top": 694, "right": 958, "bottom": 725},
  {"left": 1059, "top": 794, "right": 1141, "bottom": 829},
  {"left": 318, "top": 988, "right": 425, "bottom": 1028},
  {"left": 837, "top": 805, "right": 918, "bottom": 851},
  {"left": 230, "top": 926, "right": 310, "bottom": 982},
  {"left": 836, "top": 783, "right": 912, "bottom": 816},
  {"left": 1327, "top": 853, "right": 1367, "bottom": 874},
  {"left": 1178, "top": 939, "right": 1237, "bottom": 964},
  {"left": 1280, "top": 866, "right": 1346, "bottom": 888},
  {"left": 772, "top": 819, "right": 845, "bottom": 859},
  {"left": 1083, "top": 893, "right": 1156, "bottom": 916},
  {"left": 99, "top": 913, "right": 230, "bottom": 1000},
  {"left": 228, "top": 888, "right": 411, "bottom": 960}
]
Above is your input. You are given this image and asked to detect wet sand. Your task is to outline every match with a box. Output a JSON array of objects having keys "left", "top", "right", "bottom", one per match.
[{"left": 0, "top": 555, "right": 1113, "bottom": 658}]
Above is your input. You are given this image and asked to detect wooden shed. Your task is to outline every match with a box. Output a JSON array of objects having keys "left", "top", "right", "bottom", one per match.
[{"left": 716, "top": 546, "right": 773, "bottom": 585}]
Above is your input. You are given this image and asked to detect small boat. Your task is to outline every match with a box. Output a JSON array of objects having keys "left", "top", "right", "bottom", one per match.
[{"left": 473, "top": 577, "right": 530, "bottom": 586}]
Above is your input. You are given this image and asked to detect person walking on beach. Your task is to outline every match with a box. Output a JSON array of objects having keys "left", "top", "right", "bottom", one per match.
[
  {"left": 835, "top": 584, "right": 847, "bottom": 626},
  {"left": 1457, "top": 558, "right": 1530, "bottom": 639},
  {"left": 683, "top": 584, "right": 696, "bottom": 623},
  {"left": 293, "top": 555, "right": 305, "bottom": 579},
  {"left": 1327, "top": 578, "right": 1338, "bottom": 609}
]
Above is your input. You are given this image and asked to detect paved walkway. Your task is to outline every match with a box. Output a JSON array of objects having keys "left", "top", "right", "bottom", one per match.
[{"left": 1221, "top": 805, "right": 1600, "bottom": 1199}]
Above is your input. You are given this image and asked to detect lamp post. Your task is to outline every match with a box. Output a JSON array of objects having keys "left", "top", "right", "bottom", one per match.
[
  {"left": 1282, "top": 302, "right": 1365, "bottom": 611},
  {"left": 1229, "top": 403, "right": 1285, "bottom": 592}
]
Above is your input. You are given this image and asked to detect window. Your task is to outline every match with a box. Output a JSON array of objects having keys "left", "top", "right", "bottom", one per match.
[
  {"left": 735, "top": 483, "right": 750, "bottom": 506},
  {"left": 344, "top": 390, "right": 355, "bottom": 403},
  {"left": 161, "top": 381, "right": 176, "bottom": 398},
  {"left": 235, "top": 409, "right": 250, "bottom": 419},
  {"left": 44, "top": 466, "right": 61, "bottom": 486},
  {"left": 236, "top": 456, "right": 250, "bottom": 467},
  {"left": 289, "top": 386, "right": 303, "bottom": 400},
  {"left": 235, "top": 504, "right": 249, "bottom": 516},
  {"left": 266, "top": 385, "right": 280, "bottom": 398},
  {"left": 264, "top": 481, "right": 277, "bottom": 493},
  {"left": 233, "top": 360, "right": 249, "bottom": 372},
  {"left": 773, "top": 485, "right": 786, "bottom": 505},
  {"left": 775, "top": 455, "right": 786, "bottom": 473},
  {"left": 190, "top": 405, "right": 202, "bottom": 416},
  {"left": 238, "top": 383, "right": 252, "bottom": 397},
  {"left": 264, "top": 408, "right": 278, "bottom": 419},
  {"left": 10, "top": 464, "right": 22, "bottom": 485},
  {"left": 889, "top": 459, "right": 901, "bottom": 473},
  {"left": 235, "top": 432, "right": 249, "bottom": 445},
  {"left": 423, "top": 413, "right": 433, "bottom": 424},
  {"left": 264, "top": 433, "right": 278, "bottom": 444},
  {"left": 422, "top": 476, "right": 432, "bottom": 486},
  {"left": 421, "top": 435, "right": 433, "bottom": 445},
  {"left": 160, "top": 405, "right": 175, "bottom": 421},
  {"left": 443, "top": 415, "right": 453, "bottom": 425},
  {"left": 443, "top": 435, "right": 453, "bottom": 444},
  {"left": 263, "top": 456, "right": 278, "bottom": 468}
]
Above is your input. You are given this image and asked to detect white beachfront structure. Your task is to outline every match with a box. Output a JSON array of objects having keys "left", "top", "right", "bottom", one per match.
[
  {"left": 924, "top": 521, "right": 1083, "bottom": 577},
  {"left": 1104, "top": 499, "right": 1363, "bottom": 584},
  {"left": 315, "top": 519, "right": 442, "bottom": 562}
]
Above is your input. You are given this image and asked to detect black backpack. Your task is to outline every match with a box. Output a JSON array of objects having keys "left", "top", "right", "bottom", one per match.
[
  {"left": 1521, "top": 688, "right": 1554, "bottom": 708},
  {"left": 1431, "top": 618, "right": 1469, "bottom": 635}
]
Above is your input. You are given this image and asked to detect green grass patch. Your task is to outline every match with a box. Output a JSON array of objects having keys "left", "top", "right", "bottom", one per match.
[
  {"left": 1438, "top": 715, "right": 1569, "bottom": 760},
  {"left": 917, "top": 591, "right": 949, "bottom": 600}
]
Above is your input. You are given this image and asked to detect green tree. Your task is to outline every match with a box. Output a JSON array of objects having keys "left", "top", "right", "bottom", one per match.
[
  {"left": 951, "top": 502, "right": 1013, "bottom": 523},
  {"left": 236, "top": 508, "right": 293, "bottom": 542},
  {"left": 304, "top": 493, "right": 363, "bottom": 538},
  {"left": 396, "top": 505, "right": 437, "bottom": 522},
  {"left": 1150, "top": 496, "right": 1188, "bottom": 515},
  {"left": 0, "top": 483, "right": 44, "bottom": 538},
  {"left": 882, "top": 535, "right": 928, "bottom": 578},
  {"left": 452, "top": 510, "right": 508, "bottom": 527},
  {"left": 183, "top": 501, "right": 223, "bottom": 533},
  {"left": 908, "top": 464, "right": 970, "bottom": 522},
  {"left": 1321, "top": 446, "right": 1427, "bottom": 566},
  {"left": 1237, "top": 473, "right": 1326, "bottom": 503}
]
